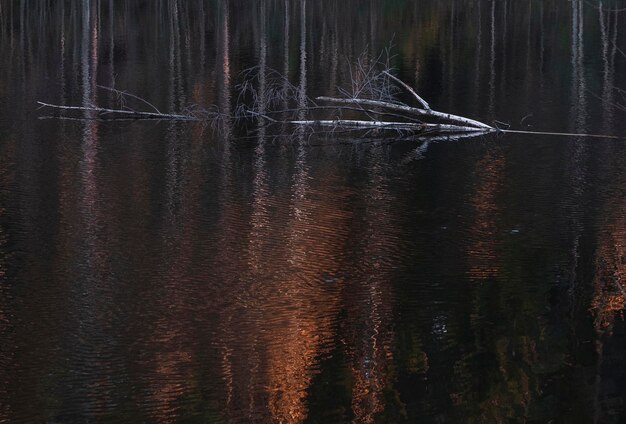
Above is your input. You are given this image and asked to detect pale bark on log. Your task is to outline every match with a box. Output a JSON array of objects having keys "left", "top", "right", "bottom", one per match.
[
  {"left": 316, "top": 96, "right": 494, "bottom": 130},
  {"left": 288, "top": 119, "right": 489, "bottom": 133}
]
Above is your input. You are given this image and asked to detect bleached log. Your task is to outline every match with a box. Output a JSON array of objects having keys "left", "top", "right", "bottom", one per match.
[
  {"left": 287, "top": 119, "right": 489, "bottom": 133},
  {"left": 421, "top": 123, "right": 490, "bottom": 133},
  {"left": 316, "top": 96, "right": 493, "bottom": 130},
  {"left": 288, "top": 119, "right": 421, "bottom": 129}
]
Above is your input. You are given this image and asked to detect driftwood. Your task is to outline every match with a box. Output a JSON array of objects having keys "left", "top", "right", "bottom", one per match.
[
  {"left": 314, "top": 97, "right": 493, "bottom": 130},
  {"left": 38, "top": 57, "right": 496, "bottom": 138},
  {"left": 37, "top": 45, "right": 625, "bottom": 142},
  {"left": 234, "top": 61, "right": 495, "bottom": 136},
  {"left": 288, "top": 119, "right": 487, "bottom": 133}
]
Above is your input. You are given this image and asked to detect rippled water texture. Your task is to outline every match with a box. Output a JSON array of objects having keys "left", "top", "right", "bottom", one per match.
[{"left": 1, "top": 1, "right": 626, "bottom": 423}]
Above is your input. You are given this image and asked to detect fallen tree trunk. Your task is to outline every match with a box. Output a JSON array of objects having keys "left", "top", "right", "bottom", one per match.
[
  {"left": 315, "top": 96, "right": 493, "bottom": 130},
  {"left": 287, "top": 119, "right": 489, "bottom": 133}
]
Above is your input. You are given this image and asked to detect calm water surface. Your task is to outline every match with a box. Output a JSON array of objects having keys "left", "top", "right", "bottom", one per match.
[{"left": 1, "top": 1, "right": 626, "bottom": 422}]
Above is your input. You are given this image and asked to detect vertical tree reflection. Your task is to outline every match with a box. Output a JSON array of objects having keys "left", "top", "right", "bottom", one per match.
[
  {"left": 599, "top": 2, "right": 617, "bottom": 136},
  {"left": 466, "top": 148, "right": 504, "bottom": 281},
  {"left": 344, "top": 147, "right": 398, "bottom": 424},
  {"left": 1, "top": 1, "right": 626, "bottom": 422},
  {"left": 567, "top": 0, "right": 589, "bottom": 317},
  {"left": 68, "top": 0, "right": 117, "bottom": 417},
  {"left": 0, "top": 135, "right": 15, "bottom": 423}
]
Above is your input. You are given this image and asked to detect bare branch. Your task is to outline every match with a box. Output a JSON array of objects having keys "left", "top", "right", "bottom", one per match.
[
  {"left": 36, "top": 101, "right": 198, "bottom": 121},
  {"left": 382, "top": 70, "right": 430, "bottom": 110},
  {"left": 96, "top": 85, "right": 163, "bottom": 114}
]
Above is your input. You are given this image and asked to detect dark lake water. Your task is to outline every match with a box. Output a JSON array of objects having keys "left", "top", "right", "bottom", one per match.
[{"left": 2, "top": 1, "right": 626, "bottom": 422}]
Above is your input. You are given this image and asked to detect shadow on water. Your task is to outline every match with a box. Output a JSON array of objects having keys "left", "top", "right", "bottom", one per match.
[{"left": 1, "top": 1, "right": 626, "bottom": 422}]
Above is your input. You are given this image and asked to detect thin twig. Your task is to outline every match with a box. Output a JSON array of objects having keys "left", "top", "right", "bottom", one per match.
[
  {"left": 96, "top": 85, "right": 163, "bottom": 114},
  {"left": 502, "top": 129, "right": 624, "bottom": 139},
  {"left": 37, "top": 101, "right": 198, "bottom": 120}
]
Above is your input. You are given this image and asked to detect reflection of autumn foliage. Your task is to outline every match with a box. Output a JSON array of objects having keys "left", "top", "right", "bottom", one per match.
[
  {"left": 348, "top": 278, "right": 394, "bottom": 424},
  {"left": 454, "top": 146, "right": 560, "bottom": 422},
  {"left": 592, "top": 214, "right": 626, "bottom": 335},
  {"left": 467, "top": 148, "right": 505, "bottom": 281},
  {"left": 264, "top": 182, "right": 350, "bottom": 423},
  {"left": 144, "top": 329, "right": 194, "bottom": 424},
  {"left": 211, "top": 163, "right": 353, "bottom": 423},
  {"left": 344, "top": 149, "right": 398, "bottom": 424},
  {"left": 4, "top": 1, "right": 619, "bottom": 422},
  {"left": 203, "top": 144, "right": 401, "bottom": 423}
]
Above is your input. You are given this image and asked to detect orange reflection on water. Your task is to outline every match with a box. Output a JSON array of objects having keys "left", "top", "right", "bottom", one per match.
[
  {"left": 592, "top": 212, "right": 626, "bottom": 335},
  {"left": 346, "top": 150, "right": 396, "bottom": 424},
  {"left": 263, "top": 177, "right": 351, "bottom": 423},
  {"left": 212, "top": 162, "right": 353, "bottom": 422},
  {"left": 145, "top": 327, "right": 194, "bottom": 424},
  {"left": 467, "top": 149, "right": 505, "bottom": 281}
]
